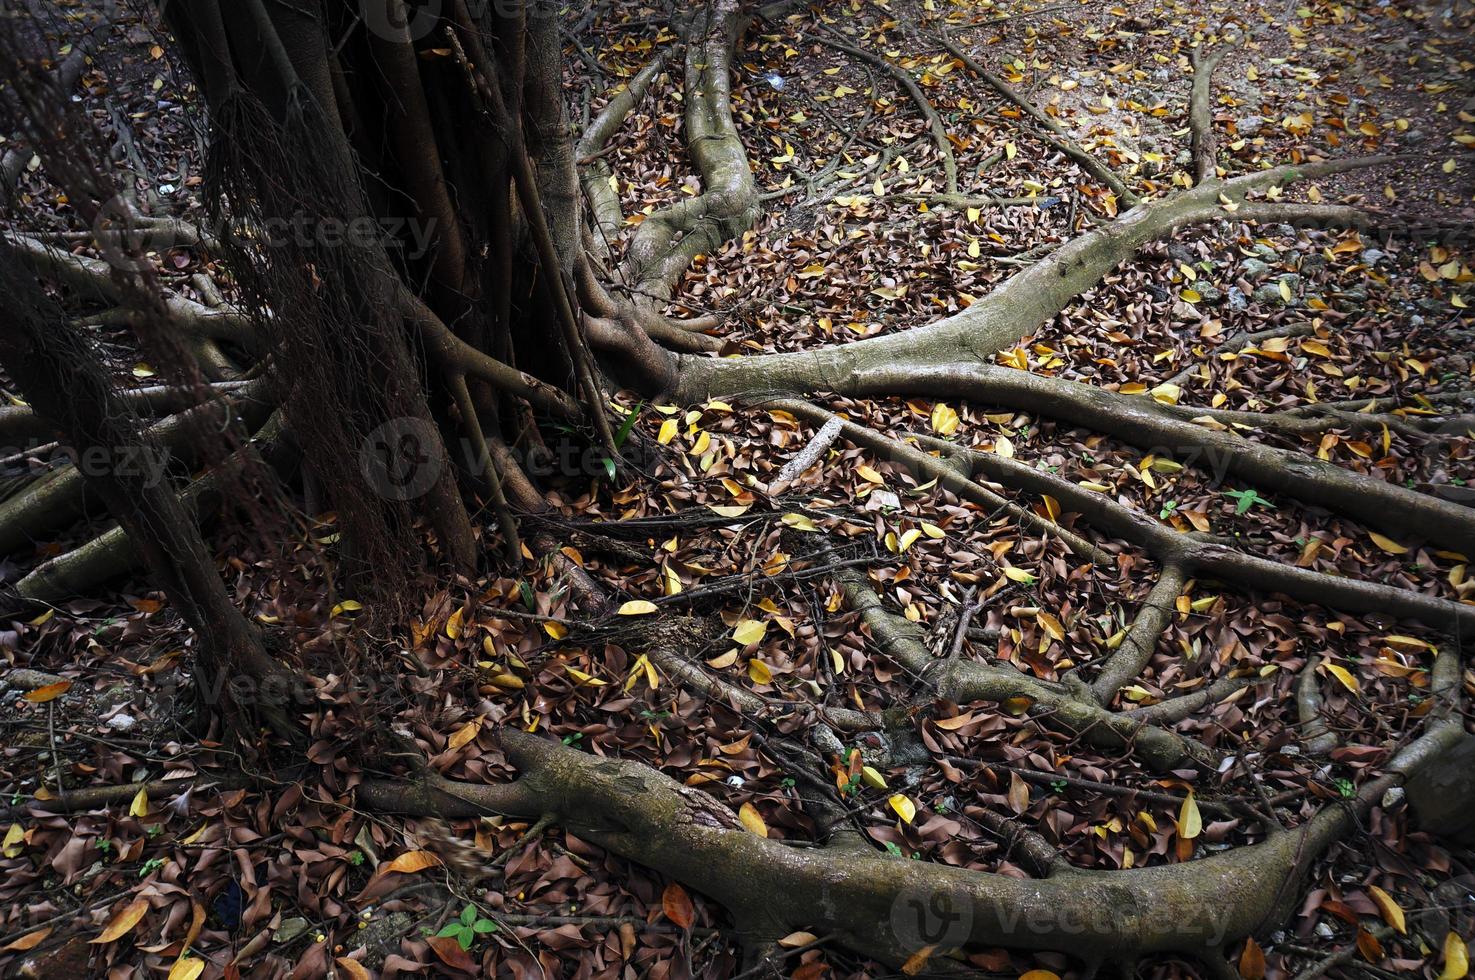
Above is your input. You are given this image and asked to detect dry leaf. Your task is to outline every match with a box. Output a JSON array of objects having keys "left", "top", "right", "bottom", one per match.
[
  {"left": 663, "top": 883, "right": 695, "bottom": 928},
  {"left": 91, "top": 898, "right": 150, "bottom": 944}
]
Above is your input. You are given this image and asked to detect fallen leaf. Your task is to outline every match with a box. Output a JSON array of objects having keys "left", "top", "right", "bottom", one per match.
[
  {"left": 24, "top": 681, "right": 72, "bottom": 703},
  {"left": 663, "top": 883, "right": 695, "bottom": 928},
  {"left": 618, "top": 600, "right": 658, "bottom": 616},
  {"left": 738, "top": 802, "right": 768, "bottom": 837},
  {"left": 91, "top": 898, "right": 150, "bottom": 944}
]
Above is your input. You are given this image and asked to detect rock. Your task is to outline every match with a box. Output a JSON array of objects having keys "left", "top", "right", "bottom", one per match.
[
  {"left": 1406, "top": 733, "right": 1475, "bottom": 845},
  {"left": 105, "top": 713, "right": 137, "bottom": 732},
  {"left": 273, "top": 918, "right": 311, "bottom": 945},
  {"left": 1404, "top": 128, "right": 1426, "bottom": 145},
  {"left": 1240, "top": 257, "right": 1272, "bottom": 280},
  {"left": 1239, "top": 114, "right": 1265, "bottom": 135},
  {"left": 1228, "top": 286, "right": 1249, "bottom": 311},
  {"left": 1254, "top": 275, "right": 1301, "bottom": 306},
  {"left": 1253, "top": 243, "right": 1280, "bottom": 261},
  {"left": 1361, "top": 248, "right": 1386, "bottom": 265},
  {"left": 1167, "top": 243, "right": 1197, "bottom": 266},
  {"left": 1196, "top": 284, "right": 1224, "bottom": 304}
]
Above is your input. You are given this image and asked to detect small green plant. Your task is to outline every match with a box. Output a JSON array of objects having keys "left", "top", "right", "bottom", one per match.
[
  {"left": 436, "top": 905, "right": 498, "bottom": 951},
  {"left": 1158, "top": 500, "right": 1179, "bottom": 519},
  {"left": 1050, "top": 779, "right": 1068, "bottom": 795},
  {"left": 346, "top": 850, "right": 364, "bottom": 866},
  {"left": 1334, "top": 778, "right": 1355, "bottom": 799},
  {"left": 1223, "top": 488, "right": 1275, "bottom": 515},
  {"left": 139, "top": 857, "right": 166, "bottom": 877},
  {"left": 560, "top": 732, "right": 584, "bottom": 746}
]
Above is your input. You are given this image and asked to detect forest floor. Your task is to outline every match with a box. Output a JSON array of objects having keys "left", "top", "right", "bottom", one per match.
[{"left": 1, "top": 0, "right": 1473, "bottom": 978}]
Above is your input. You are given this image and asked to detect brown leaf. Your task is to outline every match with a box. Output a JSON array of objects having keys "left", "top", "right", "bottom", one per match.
[
  {"left": 1238, "top": 937, "right": 1266, "bottom": 979},
  {"left": 1355, "top": 927, "right": 1384, "bottom": 963},
  {"left": 1007, "top": 772, "right": 1030, "bottom": 814},
  {"left": 427, "top": 935, "right": 477, "bottom": 973},
  {"left": 662, "top": 882, "right": 695, "bottom": 929}
]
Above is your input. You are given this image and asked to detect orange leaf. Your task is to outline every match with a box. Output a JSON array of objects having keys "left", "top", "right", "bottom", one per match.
[
  {"left": 1238, "top": 937, "right": 1267, "bottom": 979},
  {"left": 662, "top": 882, "right": 695, "bottom": 929},
  {"left": 1355, "top": 927, "right": 1384, "bottom": 963},
  {"left": 3, "top": 927, "right": 52, "bottom": 951},
  {"left": 902, "top": 946, "right": 935, "bottom": 975},
  {"left": 381, "top": 850, "right": 442, "bottom": 875},
  {"left": 335, "top": 957, "right": 373, "bottom": 980},
  {"left": 24, "top": 681, "right": 72, "bottom": 703},
  {"left": 90, "top": 898, "right": 150, "bottom": 944}
]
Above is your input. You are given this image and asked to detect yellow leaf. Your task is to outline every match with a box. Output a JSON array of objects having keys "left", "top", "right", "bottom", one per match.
[
  {"left": 1019, "top": 971, "right": 1062, "bottom": 980},
  {"left": 889, "top": 794, "right": 916, "bottom": 824},
  {"left": 1323, "top": 662, "right": 1360, "bottom": 694},
  {"left": 748, "top": 659, "right": 773, "bottom": 685},
  {"left": 24, "top": 680, "right": 72, "bottom": 703},
  {"left": 993, "top": 435, "right": 1015, "bottom": 458},
  {"left": 565, "top": 667, "right": 606, "bottom": 687},
  {"left": 1367, "top": 885, "right": 1406, "bottom": 934},
  {"left": 1003, "top": 566, "right": 1037, "bottom": 584},
  {"left": 1368, "top": 532, "right": 1408, "bottom": 554},
  {"left": 658, "top": 418, "right": 679, "bottom": 444},
  {"left": 930, "top": 402, "right": 960, "bottom": 436},
  {"left": 1036, "top": 612, "right": 1065, "bottom": 641},
  {"left": 2, "top": 824, "right": 25, "bottom": 858},
  {"left": 1150, "top": 383, "right": 1182, "bottom": 405},
  {"left": 445, "top": 606, "right": 466, "bottom": 639},
  {"left": 856, "top": 463, "right": 885, "bottom": 484},
  {"left": 618, "top": 600, "right": 658, "bottom": 616},
  {"left": 920, "top": 522, "right": 945, "bottom": 539},
  {"left": 861, "top": 766, "right": 888, "bottom": 790},
  {"left": 1181, "top": 288, "right": 1202, "bottom": 303},
  {"left": 167, "top": 956, "right": 205, "bottom": 980},
  {"left": 738, "top": 802, "right": 768, "bottom": 837},
  {"left": 1440, "top": 932, "right": 1470, "bottom": 980},
  {"left": 898, "top": 528, "right": 922, "bottom": 553},
  {"left": 330, "top": 599, "right": 363, "bottom": 617},
  {"left": 129, "top": 787, "right": 149, "bottom": 818},
  {"left": 91, "top": 898, "right": 150, "bottom": 944},
  {"left": 543, "top": 621, "right": 568, "bottom": 640},
  {"left": 781, "top": 513, "right": 818, "bottom": 532},
  {"left": 447, "top": 719, "right": 481, "bottom": 751},
  {"left": 1177, "top": 793, "right": 1202, "bottom": 840},
  {"left": 732, "top": 619, "right": 767, "bottom": 646}
]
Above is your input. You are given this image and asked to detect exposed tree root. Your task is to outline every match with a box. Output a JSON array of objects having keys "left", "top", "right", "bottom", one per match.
[
  {"left": 579, "top": 52, "right": 670, "bottom": 250},
  {"left": 849, "top": 362, "right": 1475, "bottom": 561},
  {"left": 674, "top": 157, "right": 1393, "bottom": 399},
  {"left": 813, "top": 32, "right": 959, "bottom": 195},
  {"left": 936, "top": 31, "right": 1137, "bottom": 206},
  {"left": 1189, "top": 47, "right": 1229, "bottom": 184},
  {"left": 906, "top": 427, "right": 1475, "bottom": 637},
  {"left": 357, "top": 692, "right": 1465, "bottom": 972}
]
